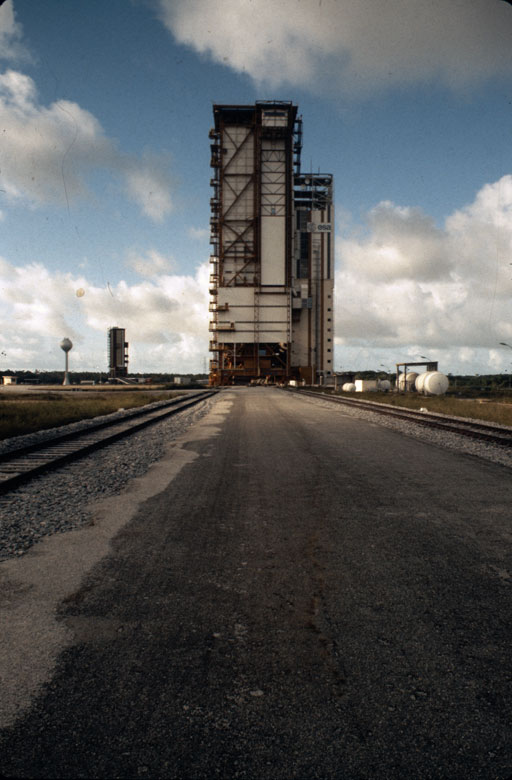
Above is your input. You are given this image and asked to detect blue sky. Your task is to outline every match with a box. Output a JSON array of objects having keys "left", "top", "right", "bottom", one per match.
[{"left": 1, "top": 0, "right": 512, "bottom": 375}]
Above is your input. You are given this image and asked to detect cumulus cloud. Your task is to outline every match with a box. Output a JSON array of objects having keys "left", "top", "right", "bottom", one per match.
[
  {"left": 124, "top": 151, "right": 173, "bottom": 222},
  {"left": 188, "top": 226, "right": 210, "bottom": 241},
  {"left": 341, "top": 203, "right": 449, "bottom": 283},
  {"left": 0, "top": 69, "right": 173, "bottom": 220},
  {"left": 157, "top": 0, "right": 512, "bottom": 95},
  {"left": 3, "top": 172, "right": 512, "bottom": 376},
  {"left": 0, "top": 0, "right": 31, "bottom": 62},
  {"left": 126, "top": 248, "right": 175, "bottom": 277},
  {"left": 336, "top": 175, "right": 512, "bottom": 372},
  {"left": 0, "top": 257, "right": 209, "bottom": 372}
]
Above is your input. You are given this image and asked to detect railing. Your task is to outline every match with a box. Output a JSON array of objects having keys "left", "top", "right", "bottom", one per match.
[{"left": 209, "top": 322, "right": 235, "bottom": 332}]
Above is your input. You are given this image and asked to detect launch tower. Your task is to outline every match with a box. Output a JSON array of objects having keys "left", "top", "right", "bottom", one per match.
[
  {"left": 209, "top": 101, "right": 334, "bottom": 385},
  {"left": 108, "top": 327, "right": 129, "bottom": 379}
]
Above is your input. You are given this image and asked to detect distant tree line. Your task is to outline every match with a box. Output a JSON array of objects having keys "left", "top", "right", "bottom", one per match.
[
  {"left": 2, "top": 369, "right": 511, "bottom": 395},
  {"left": 1, "top": 370, "right": 209, "bottom": 386}
]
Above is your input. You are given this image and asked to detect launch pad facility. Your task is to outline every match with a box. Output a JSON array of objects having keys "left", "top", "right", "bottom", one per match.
[{"left": 209, "top": 101, "right": 334, "bottom": 386}]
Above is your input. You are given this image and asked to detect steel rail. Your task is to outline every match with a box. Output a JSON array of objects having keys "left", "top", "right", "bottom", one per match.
[
  {"left": 288, "top": 389, "right": 512, "bottom": 447},
  {"left": 0, "top": 391, "right": 209, "bottom": 463},
  {"left": 0, "top": 390, "right": 217, "bottom": 494}
]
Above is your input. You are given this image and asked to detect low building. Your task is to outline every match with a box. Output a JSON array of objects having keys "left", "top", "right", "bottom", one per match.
[{"left": 355, "top": 379, "right": 378, "bottom": 392}]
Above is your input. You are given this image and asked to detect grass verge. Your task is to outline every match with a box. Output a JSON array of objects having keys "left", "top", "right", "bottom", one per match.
[
  {"left": 0, "top": 391, "right": 183, "bottom": 441},
  {"left": 328, "top": 391, "right": 512, "bottom": 427}
]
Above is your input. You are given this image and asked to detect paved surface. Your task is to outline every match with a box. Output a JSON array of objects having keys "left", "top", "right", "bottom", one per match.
[{"left": 1, "top": 388, "right": 511, "bottom": 779}]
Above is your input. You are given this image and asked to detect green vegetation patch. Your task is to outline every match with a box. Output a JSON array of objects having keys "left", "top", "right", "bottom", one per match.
[
  {"left": 337, "top": 391, "right": 512, "bottom": 427},
  {"left": 0, "top": 391, "right": 183, "bottom": 441}
]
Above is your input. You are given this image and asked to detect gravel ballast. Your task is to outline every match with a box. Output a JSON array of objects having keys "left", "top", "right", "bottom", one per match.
[
  {"left": 0, "top": 395, "right": 216, "bottom": 561},
  {"left": 1, "top": 390, "right": 511, "bottom": 563}
]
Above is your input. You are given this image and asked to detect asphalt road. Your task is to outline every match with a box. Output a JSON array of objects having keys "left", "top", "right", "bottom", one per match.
[{"left": 1, "top": 388, "right": 511, "bottom": 779}]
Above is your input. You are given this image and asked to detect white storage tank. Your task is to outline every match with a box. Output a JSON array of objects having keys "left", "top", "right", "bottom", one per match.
[
  {"left": 422, "top": 371, "right": 449, "bottom": 396},
  {"left": 378, "top": 379, "right": 391, "bottom": 392},
  {"left": 342, "top": 382, "right": 356, "bottom": 392},
  {"left": 415, "top": 372, "right": 428, "bottom": 393},
  {"left": 398, "top": 372, "right": 418, "bottom": 391}
]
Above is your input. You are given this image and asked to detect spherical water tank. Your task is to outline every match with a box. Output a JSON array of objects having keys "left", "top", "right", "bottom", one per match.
[
  {"left": 423, "top": 371, "right": 449, "bottom": 396},
  {"left": 60, "top": 337, "right": 73, "bottom": 353},
  {"left": 378, "top": 379, "right": 391, "bottom": 392},
  {"left": 342, "top": 382, "right": 356, "bottom": 392}
]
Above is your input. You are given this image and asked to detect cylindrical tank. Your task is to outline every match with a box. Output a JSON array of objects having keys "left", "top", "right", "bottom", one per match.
[
  {"left": 342, "top": 382, "right": 356, "bottom": 392},
  {"left": 406, "top": 371, "right": 419, "bottom": 388},
  {"left": 378, "top": 379, "right": 391, "bottom": 392},
  {"left": 415, "top": 372, "right": 428, "bottom": 393},
  {"left": 398, "top": 371, "right": 418, "bottom": 391},
  {"left": 422, "top": 371, "right": 449, "bottom": 396}
]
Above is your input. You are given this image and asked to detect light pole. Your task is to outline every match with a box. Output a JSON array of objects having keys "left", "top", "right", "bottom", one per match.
[{"left": 60, "top": 338, "right": 73, "bottom": 386}]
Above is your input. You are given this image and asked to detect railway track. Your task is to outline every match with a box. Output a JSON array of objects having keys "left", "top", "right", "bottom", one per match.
[
  {"left": 0, "top": 390, "right": 217, "bottom": 494},
  {"left": 290, "top": 389, "right": 512, "bottom": 447}
]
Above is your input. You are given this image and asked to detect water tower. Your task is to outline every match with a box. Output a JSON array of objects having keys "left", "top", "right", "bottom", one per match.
[{"left": 60, "top": 337, "right": 73, "bottom": 385}]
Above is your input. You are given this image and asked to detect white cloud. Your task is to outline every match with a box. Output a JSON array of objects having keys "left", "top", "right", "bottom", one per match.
[
  {"left": 124, "top": 151, "right": 173, "bottom": 222},
  {"left": 188, "top": 226, "right": 210, "bottom": 241},
  {"left": 0, "top": 0, "right": 31, "bottom": 63},
  {"left": 126, "top": 248, "right": 175, "bottom": 277},
  {"left": 0, "top": 69, "right": 173, "bottom": 221},
  {"left": 335, "top": 174, "right": 512, "bottom": 373},
  {"left": 0, "top": 257, "right": 209, "bottom": 372},
  {"left": 341, "top": 202, "right": 449, "bottom": 283},
  {"left": 157, "top": 0, "right": 512, "bottom": 95},
  {"left": 3, "top": 171, "right": 512, "bottom": 376}
]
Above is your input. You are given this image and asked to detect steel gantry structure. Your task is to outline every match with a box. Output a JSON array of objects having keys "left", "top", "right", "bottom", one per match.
[{"left": 209, "top": 102, "right": 334, "bottom": 386}]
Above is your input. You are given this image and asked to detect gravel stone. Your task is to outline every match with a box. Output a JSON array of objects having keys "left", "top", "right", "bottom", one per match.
[{"left": 0, "top": 396, "right": 216, "bottom": 561}]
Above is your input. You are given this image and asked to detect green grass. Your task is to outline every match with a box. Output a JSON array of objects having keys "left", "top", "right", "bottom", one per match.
[
  {"left": 328, "top": 390, "right": 512, "bottom": 427},
  {"left": 0, "top": 391, "right": 183, "bottom": 441}
]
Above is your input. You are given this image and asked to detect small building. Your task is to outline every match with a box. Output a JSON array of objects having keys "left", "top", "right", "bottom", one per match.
[
  {"left": 2, "top": 375, "right": 19, "bottom": 385},
  {"left": 355, "top": 379, "right": 378, "bottom": 392}
]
